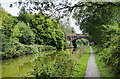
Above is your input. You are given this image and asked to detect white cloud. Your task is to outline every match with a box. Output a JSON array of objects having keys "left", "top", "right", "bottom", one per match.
[
  {"left": 1, "top": 0, "right": 24, "bottom": 2},
  {"left": 70, "top": 18, "right": 82, "bottom": 34},
  {"left": 1, "top": 2, "right": 20, "bottom": 16},
  {"left": 69, "top": 7, "right": 83, "bottom": 34}
]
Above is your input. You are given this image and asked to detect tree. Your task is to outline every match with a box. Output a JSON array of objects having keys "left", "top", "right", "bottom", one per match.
[
  {"left": 28, "top": 13, "right": 66, "bottom": 49},
  {"left": 17, "top": 7, "right": 30, "bottom": 24},
  {"left": 73, "top": 2, "right": 120, "bottom": 46},
  {"left": 13, "top": 22, "right": 35, "bottom": 45}
]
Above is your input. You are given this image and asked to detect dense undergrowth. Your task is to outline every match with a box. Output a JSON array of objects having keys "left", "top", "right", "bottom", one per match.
[
  {"left": 28, "top": 46, "right": 90, "bottom": 78},
  {"left": 93, "top": 43, "right": 120, "bottom": 77},
  {"left": 1, "top": 42, "right": 56, "bottom": 60},
  {"left": 95, "top": 53, "right": 116, "bottom": 77},
  {"left": 92, "top": 31, "right": 120, "bottom": 77}
]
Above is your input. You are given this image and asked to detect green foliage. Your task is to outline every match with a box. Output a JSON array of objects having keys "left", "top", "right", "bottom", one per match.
[
  {"left": 17, "top": 7, "right": 30, "bottom": 24},
  {"left": 76, "top": 38, "right": 89, "bottom": 46},
  {"left": 6, "top": 1, "right": 120, "bottom": 77},
  {"left": 1, "top": 42, "right": 56, "bottom": 59},
  {"left": 29, "top": 46, "right": 90, "bottom": 77},
  {"left": 95, "top": 51, "right": 116, "bottom": 77},
  {"left": 1, "top": 9, "right": 20, "bottom": 59},
  {"left": 30, "top": 49, "right": 72, "bottom": 77},
  {"left": 59, "top": 22, "right": 76, "bottom": 37},
  {"left": 73, "top": 2, "right": 120, "bottom": 76},
  {"left": 29, "top": 13, "right": 66, "bottom": 49},
  {"left": 71, "top": 46, "right": 90, "bottom": 77},
  {"left": 1, "top": 7, "right": 66, "bottom": 60},
  {"left": 92, "top": 32, "right": 120, "bottom": 76},
  {"left": 74, "top": 2, "right": 120, "bottom": 46},
  {"left": 98, "top": 35, "right": 120, "bottom": 76},
  {"left": 2, "top": 11, "right": 18, "bottom": 37},
  {"left": 13, "top": 22, "right": 35, "bottom": 45}
]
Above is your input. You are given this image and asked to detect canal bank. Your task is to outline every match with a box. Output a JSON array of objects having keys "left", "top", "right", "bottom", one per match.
[
  {"left": 2, "top": 50, "right": 56, "bottom": 77},
  {"left": 2, "top": 46, "right": 90, "bottom": 77},
  {"left": 1, "top": 42, "right": 56, "bottom": 60}
]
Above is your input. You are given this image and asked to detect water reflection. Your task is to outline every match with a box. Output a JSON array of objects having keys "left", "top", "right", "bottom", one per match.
[
  {"left": 2, "top": 50, "right": 56, "bottom": 77},
  {"left": 2, "top": 54, "right": 35, "bottom": 77}
]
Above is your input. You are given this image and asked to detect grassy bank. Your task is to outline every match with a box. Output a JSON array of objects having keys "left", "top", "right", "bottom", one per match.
[
  {"left": 95, "top": 54, "right": 116, "bottom": 77},
  {"left": 1, "top": 42, "right": 56, "bottom": 60},
  {"left": 92, "top": 46, "right": 116, "bottom": 77},
  {"left": 71, "top": 46, "right": 90, "bottom": 77}
]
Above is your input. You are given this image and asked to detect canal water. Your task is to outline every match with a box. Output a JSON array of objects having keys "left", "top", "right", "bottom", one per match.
[{"left": 2, "top": 47, "right": 86, "bottom": 77}]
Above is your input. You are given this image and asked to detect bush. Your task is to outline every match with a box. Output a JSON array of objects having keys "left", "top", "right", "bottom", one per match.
[
  {"left": 93, "top": 34, "right": 120, "bottom": 76},
  {"left": 29, "top": 13, "right": 66, "bottom": 49},
  {"left": 1, "top": 42, "right": 56, "bottom": 60},
  {"left": 13, "top": 22, "right": 35, "bottom": 45}
]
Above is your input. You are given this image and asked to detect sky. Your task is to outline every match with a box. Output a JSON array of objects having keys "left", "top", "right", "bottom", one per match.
[{"left": 0, "top": 0, "right": 83, "bottom": 34}]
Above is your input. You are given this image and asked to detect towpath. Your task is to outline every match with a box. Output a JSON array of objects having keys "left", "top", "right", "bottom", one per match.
[{"left": 84, "top": 46, "right": 100, "bottom": 79}]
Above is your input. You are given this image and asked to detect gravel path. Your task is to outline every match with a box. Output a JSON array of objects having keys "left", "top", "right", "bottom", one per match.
[{"left": 84, "top": 46, "right": 100, "bottom": 79}]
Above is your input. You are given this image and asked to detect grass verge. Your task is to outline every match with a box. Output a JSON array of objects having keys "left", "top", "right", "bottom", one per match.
[
  {"left": 92, "top": 46, "right": 116, "bottom": 77},
  {"left": 71, "top": 46, "right": 90, "bottom": 77},
  {"left": 95, "top": 54, "right": 116, "bottom": 77}
]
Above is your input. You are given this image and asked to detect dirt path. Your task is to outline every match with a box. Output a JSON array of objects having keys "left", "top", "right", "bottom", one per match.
[{"left": 84, "top": 46, "right": 100, "bottom": 79}]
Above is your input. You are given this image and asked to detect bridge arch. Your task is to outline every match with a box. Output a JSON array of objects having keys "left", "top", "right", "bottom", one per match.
[
  {"left": 71, "top": 37, "right": 90, "bottom": 48},
  {"left": 66, "top": 33, "right": 93, "bottom": 48}
]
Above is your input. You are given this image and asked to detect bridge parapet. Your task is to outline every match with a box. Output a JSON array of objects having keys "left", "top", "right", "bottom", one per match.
[
  {"left": 67, "top": 33, "right": 88, "bottom": 36},
  {"left": 66, "top": 33, "right": 89, "bottom": 41}
]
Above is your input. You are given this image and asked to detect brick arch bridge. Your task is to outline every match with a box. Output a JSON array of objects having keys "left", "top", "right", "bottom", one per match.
[{"left": 66, "top": 33, "right": 91, "bottom": 48}]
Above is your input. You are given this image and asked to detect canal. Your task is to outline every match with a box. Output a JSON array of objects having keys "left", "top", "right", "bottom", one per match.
[{"left": 2, "top": 46, "right": 88, "bottom": 77}]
